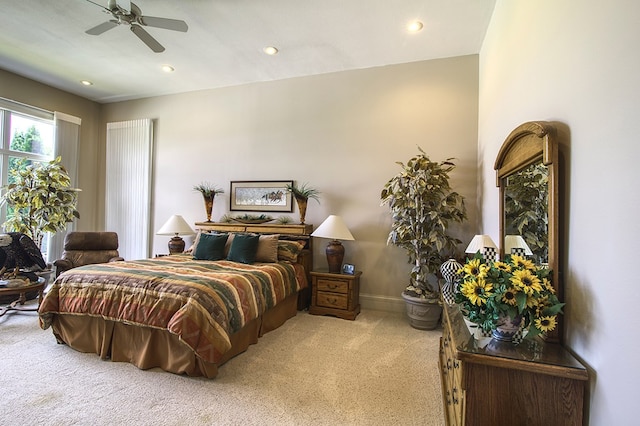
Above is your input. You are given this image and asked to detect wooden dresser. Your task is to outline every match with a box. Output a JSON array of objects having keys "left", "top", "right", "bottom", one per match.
[
  {"left": 194, "top": 222, "right": 314, "bottom": 309},
  {"left": 440, "top": 304, "right": 588, "bottom": 426}
]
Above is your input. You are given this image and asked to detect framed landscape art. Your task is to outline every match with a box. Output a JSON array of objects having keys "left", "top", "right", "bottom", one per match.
[{"left": 230, "top": 180, "right": 293, "bottom": 212}]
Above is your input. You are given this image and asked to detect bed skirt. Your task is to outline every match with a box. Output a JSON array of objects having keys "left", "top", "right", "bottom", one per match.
[{"left": 49, "top": 292, "right": 299, "bottom": 378}]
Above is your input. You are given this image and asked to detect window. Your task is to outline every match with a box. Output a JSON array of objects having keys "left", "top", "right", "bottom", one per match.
[{"left": 0, "top": 101, "right": 55, "bottom": 260}]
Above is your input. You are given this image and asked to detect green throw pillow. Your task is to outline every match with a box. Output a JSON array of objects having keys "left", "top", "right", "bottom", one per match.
[
  {"left": 227, "top": 233, "right": 260, "bottom": 264},
  {"left": 193, "top": 233, "right": 229, "bottom": 261}
]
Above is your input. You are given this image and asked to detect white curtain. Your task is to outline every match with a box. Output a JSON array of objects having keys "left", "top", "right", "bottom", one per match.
[
  {"left": 106, "top": 119, "right": 153, "bottom": 260},
  {"left": 49, "top": 112, "right": 81, "bottom": 263}
]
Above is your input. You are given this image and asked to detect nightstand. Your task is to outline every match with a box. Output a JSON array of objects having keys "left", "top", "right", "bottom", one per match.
[{"left": 309, "top": 270, "right": 361, "bottom": 320}]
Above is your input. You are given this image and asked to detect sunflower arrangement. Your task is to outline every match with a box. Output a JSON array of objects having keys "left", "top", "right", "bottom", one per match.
[{"left": 454, "top": 253, "right": 564, "bottom": 339}]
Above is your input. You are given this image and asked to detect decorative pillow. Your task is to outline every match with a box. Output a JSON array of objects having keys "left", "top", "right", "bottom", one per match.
[
  {"left": 192, "top": 233, "right": 229, "bottom": 261},
  {"left": 227, "top": 233, "right": 260, "bottom": 264},
  {"left": 255, "top": 234, "right": 280, "bottom": 263},
  {"left": 277, "top": 240, "right": 306, "bottom": 262}
]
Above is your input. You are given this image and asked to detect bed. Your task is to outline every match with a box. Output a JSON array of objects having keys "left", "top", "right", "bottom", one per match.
[{"left": 38, "top": 232, "right": 310, "bottom": 378}]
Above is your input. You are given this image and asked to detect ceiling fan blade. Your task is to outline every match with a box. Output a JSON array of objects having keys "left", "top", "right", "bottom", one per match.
[
  {"left": 86, "top": 20, "right": 119, "bottom": 35},
  {"left": 139, "top": 16, "right": 188, "bottom": 32},
  {"left": 130, "top": 24, "right": 165, "bottom": 53}
]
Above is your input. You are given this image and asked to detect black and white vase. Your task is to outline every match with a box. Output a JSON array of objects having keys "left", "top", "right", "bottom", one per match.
[{"left": 440, "top": 258, "right": 463, "bottom": 305}]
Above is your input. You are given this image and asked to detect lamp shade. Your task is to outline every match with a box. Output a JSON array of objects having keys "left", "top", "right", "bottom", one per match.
[
  {"left": 504, "top": 235, "right": 533, "bottom": 256},
  {"left": 311, "top": 215, "right": 355, "bottom": 241},
  {"left": 311, "top": 215, "right": 354, "bottom": 273},
  {"left": 157, "top": 215, "right": 195, "bottom": 236},
  {"left": 464, "top": 234, "right": 497, "bottom": 253}
]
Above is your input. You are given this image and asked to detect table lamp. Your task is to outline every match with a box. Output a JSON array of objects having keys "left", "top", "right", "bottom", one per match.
[
  {"left": 465, "top": 234, "right": 498, "bottom": 261},
  {"left": 504, "top": 235, "right": 533, "bottom": 257},
  {"left": 157, "top": 214, "right": 195, "bottom": 254},
  {"left": 311, "top": 215, "right": 355, "bottom": 273}
]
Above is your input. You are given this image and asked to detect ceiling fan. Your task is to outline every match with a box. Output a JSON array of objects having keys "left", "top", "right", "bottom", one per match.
[{"left": 85, "top": 0, "right": 188, "bottom": 53}]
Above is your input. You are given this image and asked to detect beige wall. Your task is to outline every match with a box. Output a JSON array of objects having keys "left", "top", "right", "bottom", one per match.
[
  {"left": 0, "top": 69, "right": 102, "bottom": 231},
  {"left": 101, "top": 55, "right": 479, "bottom": 311},
  {"left": 479, "top": 1, "right": 640, "bottom": 423}
]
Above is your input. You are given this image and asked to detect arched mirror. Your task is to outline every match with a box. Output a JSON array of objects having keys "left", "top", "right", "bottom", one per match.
[{"left": 494, "top": 121, "right": 561, "bottom": 342}]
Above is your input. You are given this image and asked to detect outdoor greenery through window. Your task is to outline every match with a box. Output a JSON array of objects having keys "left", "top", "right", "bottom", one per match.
[{"left": 0, "top": 107, "right": 55, "bottom": 260}]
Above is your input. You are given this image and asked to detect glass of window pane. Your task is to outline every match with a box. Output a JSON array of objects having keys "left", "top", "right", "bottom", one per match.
[{"left": 9, "top": 113, "right": 54, "bottom": 156}]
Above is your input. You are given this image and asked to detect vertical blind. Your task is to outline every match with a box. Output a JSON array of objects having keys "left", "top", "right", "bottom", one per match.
[
  {"left": 106, "top": 119, "right": 153, "bottom": 260},
  {"left": 49, "top": 111, "right": 81, "bottom": 262}
]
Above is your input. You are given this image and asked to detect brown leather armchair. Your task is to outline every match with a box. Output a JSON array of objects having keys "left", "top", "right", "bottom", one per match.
[{"left": 54, "top": 232, "right": 124, "bottom": 278}]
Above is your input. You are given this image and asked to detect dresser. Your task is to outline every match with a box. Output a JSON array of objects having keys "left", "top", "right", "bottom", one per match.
[
  {"left": 440, "top": 304, "right": 588, "bottom": 426},
  {"left": 309, "top": 270, "right": 361, "bottom": 320}
]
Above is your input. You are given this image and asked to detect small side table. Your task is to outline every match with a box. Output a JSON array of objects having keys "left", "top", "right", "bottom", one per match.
[
  {"left": 0, "top": 278, "right": 46, "bottom": 318},
  {"left": 309, "top": 270, "right": 361, "bottom": 320}
]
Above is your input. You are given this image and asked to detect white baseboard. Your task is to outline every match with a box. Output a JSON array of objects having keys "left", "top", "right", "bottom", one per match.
[{"left": 359, "top": 293, "right": 406, "bottom": 314}]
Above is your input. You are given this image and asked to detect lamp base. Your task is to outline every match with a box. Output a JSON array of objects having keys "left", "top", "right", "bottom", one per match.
[
  {"left": 326, "top": 240, "right": 345, "bottom": 273},
  {"left": 168, "top": 236, "right": 185, "bottom": 254}
]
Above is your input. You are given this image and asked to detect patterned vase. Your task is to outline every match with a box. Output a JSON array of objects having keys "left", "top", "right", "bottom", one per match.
[
  {"left": 491, "top": 313, "right": 523, "bottom": 342},
  {"left": 440, "top": 258, "right": 463, "bottom": 304}
]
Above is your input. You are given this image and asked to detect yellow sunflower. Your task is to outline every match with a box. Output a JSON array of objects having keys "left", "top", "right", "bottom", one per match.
[
  {"left": 460, "top": 258, "right": 488, "bottom": 278},
  {"left": 511, "top": 269, "right": 543, "bottom": 295},
  {"left": 501, "top": 287, "right": 519, "bottom": 306},
  {"left": 535, "top": 316, "right": 557, "bottom": 332},
  {"left": 494, "top": 261, "right": 512, "bottom": 273},
  {"left": 460, "top": 278, "right": 493, "bottom": 306},
  {"left": 542, "top": 277, "right": 555, "bottom": 294},
  {"left": 511, "top": 254, "right": 536, "bottom": 270}
]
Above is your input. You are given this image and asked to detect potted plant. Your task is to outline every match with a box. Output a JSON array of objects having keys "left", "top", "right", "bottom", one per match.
[
  {"left": 193, "top": 182, "right": 224, "bottom": 222},
  {"left": 456, "top": 253, "right": 563, "bottom": 342},
  {"left": 381, "top": 147, "right": 467, "bottom": 329},
  {"left": 1, "top": 156, "right": 80, "bottom": 253},
  {"left": 286, "top": 182, "right": 321, "bottom": 224}
]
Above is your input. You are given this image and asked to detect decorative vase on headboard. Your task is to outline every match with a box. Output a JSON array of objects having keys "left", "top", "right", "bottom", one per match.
[
  {"left": 295, "top": 197, "right": 308, "bottom": 224},
  {"left": 440, "top": 258, "right": 463, "bottom": 305},
  {"left": 203, "top": 194, "right": 215, "bottom": 222}
]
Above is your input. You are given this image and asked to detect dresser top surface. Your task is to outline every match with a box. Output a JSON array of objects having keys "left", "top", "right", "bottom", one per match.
[{"left": 444, "top": 304, "right": 587, "bottom": 378}]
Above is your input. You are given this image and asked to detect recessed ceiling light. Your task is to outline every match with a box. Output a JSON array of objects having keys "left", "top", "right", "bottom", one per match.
[
  {"left": 407, "top": 20, "right": 424, "bottom": 33},
  {"left": 161, "top": 65, "right": 175, "bottom": 73},
  {"left": 263, "top": 46, "right": 279, "bottom": 55},
  {"left": 80, "top": 80, "right": 93, "bottom": 86}
]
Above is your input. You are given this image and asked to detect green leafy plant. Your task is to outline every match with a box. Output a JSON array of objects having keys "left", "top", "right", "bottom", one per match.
[
  {"left": 504, "top": 163, "right": 549, "bottom": 263},
  {"left": 286, "top": 182, "right": 320, "bottom": 224},
  {"left": 193, "top": 182, "right": 224, "bottom": 197},
  {"left": 285, "top": 182, "right": 321, "bottom": 202},
  {"left": 381, "top": 147, "right": 467, "bottom": 299},
  {"left": 1, "top": 157, "right": 80, "bottom": 248},
  {"left": 276, "top": 216, "right": 293, "bottom": 224},
  {"left": 455, "top": 253, "right": 564, "bottom": 339}
]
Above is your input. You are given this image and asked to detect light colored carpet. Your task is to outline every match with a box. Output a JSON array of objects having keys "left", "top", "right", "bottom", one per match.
[{"left": 0, "top": 302, "right": 444, "bottom": 426}]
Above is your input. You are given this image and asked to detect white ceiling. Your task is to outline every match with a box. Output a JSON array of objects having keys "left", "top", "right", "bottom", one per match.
[{"left": 0, "top": 0, "right": 496, "bottom": 104}]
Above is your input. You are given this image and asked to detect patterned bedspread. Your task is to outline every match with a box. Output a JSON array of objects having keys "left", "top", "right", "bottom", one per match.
[{"left": 39, "top": 255, "right": 307, "bottom": 363}]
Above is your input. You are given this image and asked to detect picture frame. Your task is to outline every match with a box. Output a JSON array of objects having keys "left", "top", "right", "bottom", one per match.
[
  {"left": 342, "top": 263, "right": 355, "bottom": 275},
  {"left": 230, "top": 180, "right": 293, "bottom": 212}
]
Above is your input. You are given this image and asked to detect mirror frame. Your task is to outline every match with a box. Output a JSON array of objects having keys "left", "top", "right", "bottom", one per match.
[{"left": 494, "top": 121, "right": 561, "bottom": 342}]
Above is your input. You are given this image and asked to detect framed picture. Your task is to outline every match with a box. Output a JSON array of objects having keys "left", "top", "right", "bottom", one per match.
[
  {"left": 230, "top": 180, "right": 293, "bottom": 212},
  {"left": 342, "top": 263, "right": 355, "bottom": 275}
]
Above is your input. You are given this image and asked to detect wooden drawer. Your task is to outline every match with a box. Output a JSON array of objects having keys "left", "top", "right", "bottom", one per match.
[
  {"left": 316, "top": 291, "right": 348, "bottom": 309},
  {"left": 316, "top": 278, "right": 349, "bottom": 294}
]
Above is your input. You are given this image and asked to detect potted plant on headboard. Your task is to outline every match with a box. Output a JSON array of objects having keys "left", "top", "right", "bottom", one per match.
[
  {"left": 381, "top": 147, "right": 467, "bottom": 329},
  {"left": 193, "top": 182, "right": 224, "bottom": 223},
  {"left": 286, "top": 182, "right": 321, "bottom": 225}
]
